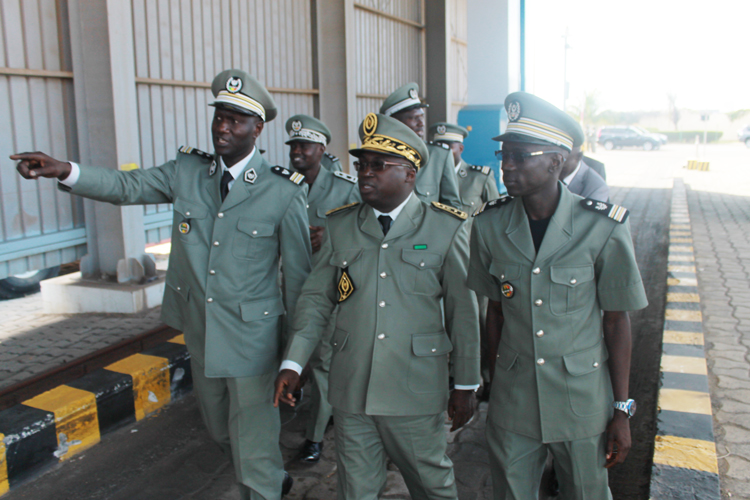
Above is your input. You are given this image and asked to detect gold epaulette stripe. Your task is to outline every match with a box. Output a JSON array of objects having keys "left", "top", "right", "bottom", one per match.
[
  {"left": 431, "top": 201, "right": 468, "bottom": 220},
  {"left": 326, "top": 202, "right": 360, "bottom": 216},
  {"left": 289, "top": 172, "right": 305, "bottom": 184}
]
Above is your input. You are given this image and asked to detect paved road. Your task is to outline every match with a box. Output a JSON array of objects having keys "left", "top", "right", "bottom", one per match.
[{"left": 4, "top": 143, "right": 748, "bottom": 499}]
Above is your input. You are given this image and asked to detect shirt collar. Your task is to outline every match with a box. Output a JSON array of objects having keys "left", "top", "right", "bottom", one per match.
[
  {"left": 220, "top": 147, "right": 256, "bottom": 179},
  {"left": 372, "top": 192, "right": 413, "bottom": 222},
  {"left": 454, "top": 159, "right": 464, "bottom": 174},
  {"left": 562, "top": 159, "right": 582, "bottom": 186}
]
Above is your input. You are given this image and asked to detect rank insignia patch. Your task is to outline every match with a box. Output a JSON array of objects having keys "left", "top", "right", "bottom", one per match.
[
  {"left": 244, "top": 168, "right": 257, "bottom": 184},
  {"left": 501, "top": 281, "right": 514, "bottom": 299},
  {"left": 581, "top": 199, "right": 630, "bottom": 223},
  {"left": 338, "top": 269, "right": 355, "bottom": 302},
  {"left": 209, "top": 161, "right": 217, "bottom": 176},
  {"left": 458, "top": 168, "right": 467, "bottom": 178},
  {"left": 178, "top": 221, "right": 191, "bottom": 234}
]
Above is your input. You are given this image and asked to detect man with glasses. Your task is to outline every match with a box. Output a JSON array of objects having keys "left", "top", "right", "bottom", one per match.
[
  {"left": 380, "top": 83, "right": 462, "bottom": 209},
  {"left": 284, "top": 114, "right": 359, "bottom": 463},
  {"left": 468, "top": 92, "right": 648, "bottom": 499},
  {"left": 274, "top": 113, "right": 480, "bottom": 500}
]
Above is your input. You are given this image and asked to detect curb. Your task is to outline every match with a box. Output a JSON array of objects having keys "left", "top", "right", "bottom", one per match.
[
  {"left": 0, "top": 334, "right": 192, "bottom": 496},
  {"left": 649, "top": 178, "right": 720, "bottom": 499}
]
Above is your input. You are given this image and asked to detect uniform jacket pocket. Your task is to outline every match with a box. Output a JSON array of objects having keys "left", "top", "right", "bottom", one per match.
[
  {"left": 240, "top": 296, "right": 285, "bottom": 322},
  {"left": 563, "top": 341, "right": 612, "bottom": 417},
  {"left": 408, "top": 332, "right": 451, "bottom": 393},
  {"left": 232, "top": 218, "right": 276, "bottom": 260},
  {"left": 550, "top": 265, "right": 595, "bottom": 315},
  {"left": 400, "top": 249, "right": 443, "bottom": 295},
  {"left": 173, "top": 198, "right": 209, "bottom": 246}
]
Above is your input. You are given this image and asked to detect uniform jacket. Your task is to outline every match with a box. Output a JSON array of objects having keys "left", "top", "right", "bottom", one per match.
[
  {"left": 468, "top": 184, "right": 647, "bottom": 442},
  {"left": 455, "top": 160, "right": 500, "bottom": 215},
  {"left": 566, "top": 160, "right": 609, "bottom": 202},
  {"left": 63, "top": 150, "right": 312, "bottom": 378},
  {"left": 285, "top": 195, "right": 481, "bottom": 416},
  {"left": 414, "top": 143, "right": 462, "bottom": 209}
]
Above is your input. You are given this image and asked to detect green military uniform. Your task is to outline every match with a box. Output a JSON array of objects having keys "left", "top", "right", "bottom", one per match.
[
  {"left": 61, "top": 70, "right": 311, "bottom": 500},
  {"left": 381, "top": 83, "right": 462, "bottom": 209},
  {"left": 282, "top": 113, "right": 480, "bottom": 500},
  {"left": 467, "top": 92, "right": 648, "bottom": 499},
  {"left": 284, "top": 114, "right": 360, "bottom": 444},
  {"left": 321, "top": 151, "right": 342, "bottom": 172}
]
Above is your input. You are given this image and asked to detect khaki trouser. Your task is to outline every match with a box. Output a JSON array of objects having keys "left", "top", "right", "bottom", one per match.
[
  {"left": 333, "top": 408, "right": 457, "bottom": 500},
  {"left": 191, "top": 361, "right": 284, "bottom": 500},
  {"left": 486, "top": 424, "right": 612, "bottom": 500}
]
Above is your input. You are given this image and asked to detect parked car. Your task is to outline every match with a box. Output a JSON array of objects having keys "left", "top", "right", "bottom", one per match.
[
  {"left": 597, "top": 126, "right": 662, "bottom": 151},
  {"left": 738, "top": 125, "right": 750, "bottom": 147},
  {"left": 633, "top": 126, "right": 668, "bottom": 145}
]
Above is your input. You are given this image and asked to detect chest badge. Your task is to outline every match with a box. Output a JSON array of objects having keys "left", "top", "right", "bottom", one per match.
[
  {"left": 459, "top": 168, "right": 467, "bottom": 178},
  {"left": 338, "top": 269, "right": 355, "bottom": 302},
  {"left": 178, "top": 221, "right": 191, "bottom": 234},
  {"left": 244, "top": 168, "right": 257, "bottom": 184},
  {"left": 501, "top": 281, "right": 515, "bottom": 299}
]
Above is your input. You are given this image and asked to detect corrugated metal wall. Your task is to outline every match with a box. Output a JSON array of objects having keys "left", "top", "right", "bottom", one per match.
[
  {"left": 448, "top": 0, "right": 468, "bottom": 123},
  {"left": 131, "top": 0, "right": 318, "bottom": 243},
  {"left": 0, "top": 0, "right": 86, "bottom": 279},
  {"left": 353, "top": 1, "right": 424, "bottom": 122}
]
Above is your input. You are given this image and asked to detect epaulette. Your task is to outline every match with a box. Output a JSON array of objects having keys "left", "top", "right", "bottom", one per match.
[
  {"left": 581, "top": 199, "right": 629, "bottom": 223},
  {"left": 333, "top": 171, "right": 357, "bottom": 184},
  {"left": 324, "top": 152, "right": 339, "bottom": 162},
  {"left": 428, "top": 141, "right": 450, "bottom": 150},
  {"left": 178, "top": 145, "right": 213, "bottom": 161},
  {"left": 469, "top": 165, "right": 492, "bottom": 175},
  {"left": 326, "top": 202, "right": 360, "bottom": 216},
  {"left": 270, "top": 166, "right": 305, "bottom": 185},
  {"left": 431, "top": 201, "right": 467, "bottom": 220},
  {"left": 473, "top": 196, "right": 512, "bottom": 216}
]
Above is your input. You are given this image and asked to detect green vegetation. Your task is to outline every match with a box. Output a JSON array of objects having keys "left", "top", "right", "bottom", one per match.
[{"left": 657, "top": 131, "right": 724, "bottom": 143}]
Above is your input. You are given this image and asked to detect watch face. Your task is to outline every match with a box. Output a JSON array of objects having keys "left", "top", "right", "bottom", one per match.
[{"left": 628, "top": 400, "right": 637, "bottom": 417}]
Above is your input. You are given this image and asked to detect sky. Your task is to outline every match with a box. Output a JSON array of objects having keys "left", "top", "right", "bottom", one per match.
[{"left": 525, "top": 0, "right": 750, "bottom": 114}]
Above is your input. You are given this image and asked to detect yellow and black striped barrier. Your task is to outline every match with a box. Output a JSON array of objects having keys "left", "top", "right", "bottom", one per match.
[
  {"left": 0, "top": 335, "right": 190, "bottom": 495},
  {"left": 684, "top": 160, "right": 709, "bottom": 171},
  {"left": 650, "top": 180, "right": 720, "bottom": 499}
]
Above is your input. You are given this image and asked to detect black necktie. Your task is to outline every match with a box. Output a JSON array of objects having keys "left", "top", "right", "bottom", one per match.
[
  {"left": 378, "top": 215, "right": 393, "bottom": 236},
  {"left": 220, "top": 170, "right": 233, "bottom": 201}
]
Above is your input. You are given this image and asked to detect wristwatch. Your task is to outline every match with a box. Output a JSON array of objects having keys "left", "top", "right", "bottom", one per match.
[{"left": 613, "top": 399, "right": 636, "bottom": 418}]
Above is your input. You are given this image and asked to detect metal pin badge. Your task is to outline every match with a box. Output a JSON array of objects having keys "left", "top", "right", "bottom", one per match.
[
  {"left": 178, "top": 221, "right": 191, "bottom": 234},
  {"left": 244, "top": 168, "right": 257, "bottom": 184},
  {"left": 501, "top": 281, "right": 514, "bottom": 299}
]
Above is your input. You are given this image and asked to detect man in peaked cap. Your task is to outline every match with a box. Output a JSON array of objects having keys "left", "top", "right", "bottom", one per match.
[
  {"left": 466, "top": 91, "right": 648, "bottom": 499},
  {"left": 274, "top": 113, "right": 480, "bottom": 500},
  {"left": 13, "top": 68, "right": 310, "bottom": 500},
  {"left": 380, "top": 82, "right": 462, "bottom": 209},
  {"left": 284, "top": 114, "right": 359, "bottom": 463}
]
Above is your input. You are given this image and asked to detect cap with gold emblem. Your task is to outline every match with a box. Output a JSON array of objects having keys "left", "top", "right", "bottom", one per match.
[
  {"left": 284, "top": 114, "right": 332, "bottom": 145},
  {"left": 428, "top": 122, "right": 469, "bottom": 144},
  {"left": 493, "top": 91, "right": 584, "bottom": 151},
  {"left": 209, "top": 69, "right": 277, "bottom": 122},
  {"left": 379, "top": 82, "right": 428, "bottom": 117},
  {"left": 349, "top": 113, "right": 429, "bottom": 171}
]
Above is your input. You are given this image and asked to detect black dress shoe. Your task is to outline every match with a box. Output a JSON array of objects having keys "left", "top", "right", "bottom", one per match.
[
  {"left": 282, "top": 471, "right": 293, "bottom": 497},
  {"left": 300, "top": 439, "right": 323, "bottom": 463}
]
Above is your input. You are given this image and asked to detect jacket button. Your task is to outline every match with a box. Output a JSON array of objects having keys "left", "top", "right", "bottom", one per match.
[
  {"left": 534, "top": 299, "right": 543, "bottom": 306},
  {"left": 264, "top": 311, "right": 269, "bottom": 315},
  {"left": 252, "top": 230, "right": 258, "bottom": 235},
  {"left": 533, "top": 267, "right": 541, "bottom": 275},
  {"left": 379, "top": 301, "right": 386, "bottom": 308},
  {"left": 431, "top": 348, "right": 437, "bottom": 352},
  {"left": 593, "top": 362, "right": 599, "bottom": 368},
  {"left": 209, "top": 270, "right": 215, "bottom": 275},
  {"left": 343, "top": 260, "right": 348, "bottom": 266},
  {"left": 419, "top": 262, "right": 425, "bottom": 267},
  {"left": 380, "top": 272, "right": 387, "bottom": 278},
  {"left": 176, "top": 286, "right": 181, "bottom": 291},
  {"left": 500, "top": 274, "right": 505, "bottom": 280},
  {"left": 570, "top": 278, "right": 577, "bottom": 284},
  {"left": 213, "top": 241, "right": 220, "bottom": 246},
  {"left": 426, "top": 191, "right": 430, "bottom": 195},
  {"left": 377, "top": 333, "right": 385, "bottom": 340},
  {"left": 382, "top": 243, "right": 388, "bottom": 249},
  {"left": 306, "top": 204, "right": 309, "bottom": 208},
  {"left": 537, "top": 358, "right": 545, "bottom": 366},
  {"left": 207, "top": 298, "right": 213, "bottom": 303},
  {"left": 218, "top": 212, "right": 224, "bottom": 218},
  {"left": 185, "top": 211, "right": 191, "bottom": 216},
  {"left": 536, "top": 330, "right": 544, "bottom": 337}
]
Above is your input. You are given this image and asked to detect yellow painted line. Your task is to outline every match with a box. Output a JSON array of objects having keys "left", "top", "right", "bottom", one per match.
[
  {"left": 168, "top": 334, "right": 185, "bottom": 345},
  {"left": 669, "top": 231, "right": 692, "bottom": 237},
  {"left": 23, "top": 386, "right": 101, "bottom": 461},
  {"left": 663, "top": 330, "right": 704, "bottom": 345},
  {"left": 0, "top": 432, "right": 7, "bottom": 495},
  {"left": 667, "top": 277, "right": 697, "bottom": 287},
  {"left": 107, "top": 354, "right": 171, "bottom": 421},
  {"left": 659, "top": 388, "right": 712, "bottom": 415},
  {"left": 661, "top": 355, "right": 707, "bottom": 375},
  {"left": 668, "top": 265, "right": 696, "bottom": 273},
  {"left": 670, "top": 225, "right": 691, "bottom": 230},
  {"left": 669, "top": 246, "right": 694, "bottom": 253},
  {"left": 667, "top": 293, "right": 700, "bottom": 303},
  {"left": 653, "top": 435, "right": 718, "bottom": 474},
  {"left": 665, "top": 309, "right": 702, "bottom": 322},
  {"left": 670, "top": 237, "right": 693, "bottom": 243},
  {"left": 668, "top": 254, "right": 695, "bottom": 262}
]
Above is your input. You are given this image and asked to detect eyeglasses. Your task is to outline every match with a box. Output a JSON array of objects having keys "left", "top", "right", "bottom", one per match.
[
  {"left": 494, "top": 150, "right": 559, "bottom": 164},
  {"left": 353, "top": 160, "right": 413, "bottom": 173}
]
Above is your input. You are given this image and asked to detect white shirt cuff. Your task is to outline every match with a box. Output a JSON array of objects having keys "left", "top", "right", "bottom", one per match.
[
  {"left": 59, "top": 162, "right": 80, "bottom": 187},
  {"left": 454, "top": 384, "right": 480, "bottom": 391},
  {"left": 279, "top": 360, "right": 303, "bottom": 375}
]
